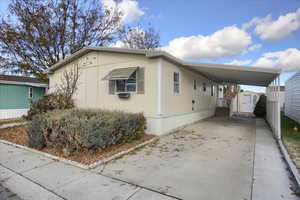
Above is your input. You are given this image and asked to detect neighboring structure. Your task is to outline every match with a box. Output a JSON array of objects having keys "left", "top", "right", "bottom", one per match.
[
  {"left": 0, "top": 75, "right": 48, "bottom": 119},
  {"left": 48, "top": 47, "right": 280, "bottom": 135},
  {"left": 285, "top": 72, "right": 300, "bottom": 124},
  {"left": 217, "top": 84, "right": 239, "bottom": 108},
  {"left": 230, "top": 91, "right": 261, "bottom": 116}
]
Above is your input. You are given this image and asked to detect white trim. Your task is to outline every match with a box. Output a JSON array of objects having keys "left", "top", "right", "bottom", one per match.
[
  {"left": 146, "top": 108, "right": 215, "bottom": 135},
  {"left": 0, "top": 80, "right": 48, "bottom": 88},
  {"left": 157, "top": 58, "right": 163, "bottom": 115},
  {"left": 0, "top": 109, "right": 29, "bottom": 120}
]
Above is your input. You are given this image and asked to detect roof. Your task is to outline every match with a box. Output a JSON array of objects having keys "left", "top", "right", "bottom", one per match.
[
  {"left": 0, "top": 75, "right": 48, "bottom": 88},
  {"left": 48, "top": 46, "right": 281, "bottom": 87}
]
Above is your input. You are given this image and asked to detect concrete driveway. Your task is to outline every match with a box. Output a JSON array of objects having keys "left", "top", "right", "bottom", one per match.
[{"left": 95, "top": 117, "right": 256, "bottom": 200}]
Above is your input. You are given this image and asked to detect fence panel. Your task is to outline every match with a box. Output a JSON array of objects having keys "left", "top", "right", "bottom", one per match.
[{"left": 266, "top": 76, "right": 281, "bottom": 140}]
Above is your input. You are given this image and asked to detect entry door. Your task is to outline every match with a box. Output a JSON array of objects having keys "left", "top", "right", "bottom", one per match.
[{"left": 240, "top": 94, "right": 252, "bottom": 113}]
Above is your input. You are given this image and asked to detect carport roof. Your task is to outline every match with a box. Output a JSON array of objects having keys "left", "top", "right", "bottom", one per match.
[{"left": 48, "top": 46, "right": 281, "bottom": 87}]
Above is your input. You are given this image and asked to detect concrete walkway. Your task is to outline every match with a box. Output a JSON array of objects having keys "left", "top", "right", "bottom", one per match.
[
  {"left": 252, "top": 119, "right": 299, "bottom": 200},
  {"left": 0, "top": 118, "right": 299, "bottom": 200},
  {"left": 0, "top": 143, "right": 176, "bottom": 200}
]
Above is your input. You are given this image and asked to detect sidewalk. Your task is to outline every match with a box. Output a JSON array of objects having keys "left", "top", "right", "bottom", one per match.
[
  {"left": 252, "top": 119, "right": 299, "bottom": 200},
  {"left": 0, "top": 143, "right": 176, "bottom": 200}
]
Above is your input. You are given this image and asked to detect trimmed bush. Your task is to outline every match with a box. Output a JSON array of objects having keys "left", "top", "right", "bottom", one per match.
[
  {"left": 27, "top": 109, "right": 146, "bottom": 152},
  {"left": 26, "top": 93, "right": 74, "bottom": 120}
]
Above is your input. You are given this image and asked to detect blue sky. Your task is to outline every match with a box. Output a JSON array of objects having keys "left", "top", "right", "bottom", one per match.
[{"left": 1, "top": 0, "right": 299, "bottom": 91}]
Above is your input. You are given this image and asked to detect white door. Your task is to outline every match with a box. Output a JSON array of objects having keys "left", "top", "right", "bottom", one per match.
[{"left": 240, "top": 94, "right": 252, "bottom": 113}]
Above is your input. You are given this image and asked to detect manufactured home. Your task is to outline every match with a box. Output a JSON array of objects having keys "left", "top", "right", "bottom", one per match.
[
  {"left": 48, "top": 47, "right": 280, "bottom": 135},
  {"left": 285, "top": 72, "right": 300, "bottom": 124},
  {"left": 0, "top": 75, "right": 48, "bottom": 119}
]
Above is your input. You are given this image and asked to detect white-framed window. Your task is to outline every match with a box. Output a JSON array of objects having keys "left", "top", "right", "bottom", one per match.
[
  {"left": 28, "top": 87, "right": 33, "bottom": 99},
  {"left": 211, "top": 85, "right": 214, "bottom": 96},
  {"left": 193, "top": 80, "right": 197, "bottom": 90},
  {"left": 173, "top": 72, "right": 180, "bottom": 94},
  {"left": 115, "top": 71, "right": 137, "bottom": 93}
]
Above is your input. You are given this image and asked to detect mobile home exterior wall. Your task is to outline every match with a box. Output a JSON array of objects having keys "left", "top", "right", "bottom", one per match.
[
  {"left": 49, "top": 51, "right": 217, "bottom": 135},
  {"left": 285, "top": 72, "right": 300, "bottom": 124},
  {"left": 0, "top": 84, "right": 45, "bottom": 119}
]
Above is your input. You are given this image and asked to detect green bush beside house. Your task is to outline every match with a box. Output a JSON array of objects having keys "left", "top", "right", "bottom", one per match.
[{"left": 27, "top": 109, "right": 146, "bottom": 152}]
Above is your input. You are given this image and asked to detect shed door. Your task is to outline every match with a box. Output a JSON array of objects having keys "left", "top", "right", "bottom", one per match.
[{"left": 240, "top": 94, "right": 252, "bottom": 113}]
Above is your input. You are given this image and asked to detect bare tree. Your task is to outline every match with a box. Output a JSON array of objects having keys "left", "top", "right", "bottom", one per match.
[
  {"left": 56, "top": 66, "right": 80, "bottom": 105},
  {"left": 122, "top": 26, "right": 160, "bottom": 49},
  {"left": 0, "top": 0, "right": 123, "bottom": 80}
]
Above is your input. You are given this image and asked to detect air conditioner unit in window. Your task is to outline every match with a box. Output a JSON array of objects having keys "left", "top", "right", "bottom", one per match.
[{"left": 118, "top": 92, "right": 130, "bottom": 99}]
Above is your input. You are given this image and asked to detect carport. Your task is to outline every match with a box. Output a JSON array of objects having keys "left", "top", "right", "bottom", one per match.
[
  {"left": 182, "top": 61, "right": 282, "bottom": 139},
  {"left": 148, "top": 51, "right": 282, "bottom": 139}
]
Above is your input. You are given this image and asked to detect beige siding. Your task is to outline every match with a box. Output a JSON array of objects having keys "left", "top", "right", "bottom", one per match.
[
  {"left": 161, "top": 59, "right": 217, "bottom": 115},
  {"left": 49, "top": 52, "right": 158, "bottom": 116}
]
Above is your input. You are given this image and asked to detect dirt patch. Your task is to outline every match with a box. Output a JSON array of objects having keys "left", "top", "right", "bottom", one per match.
[{"left": 0, "top": 125, "right": 155, "bottom": 165}]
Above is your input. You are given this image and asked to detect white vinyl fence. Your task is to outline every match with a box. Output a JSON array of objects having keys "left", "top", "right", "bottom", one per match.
[
  {"left": 285, "top": 72, "right": 300, "bottom": 124},
  {"left": 266, "top": 75, "right": 281, "bottom": 140}
]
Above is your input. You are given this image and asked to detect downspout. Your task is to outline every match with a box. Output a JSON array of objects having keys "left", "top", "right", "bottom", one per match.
[{"left": 157, "top": 57, "right": 163, "bottom": 116}]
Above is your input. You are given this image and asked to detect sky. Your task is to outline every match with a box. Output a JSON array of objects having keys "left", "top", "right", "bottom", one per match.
[{"left": 1, "top": 0, "right": 300, "bottom": 92}]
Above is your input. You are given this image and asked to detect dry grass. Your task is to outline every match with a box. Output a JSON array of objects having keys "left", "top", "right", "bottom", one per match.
[{"left": 0, "top": 125, "right": 155, "bottom": 165}]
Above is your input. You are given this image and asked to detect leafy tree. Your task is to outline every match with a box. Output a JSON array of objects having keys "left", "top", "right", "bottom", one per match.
[
  {"left": 0, "top": 0, "right": 123, "bottom": 80},
  {"left": 122, "top": 25, "right": 160, "bottom": 49}
]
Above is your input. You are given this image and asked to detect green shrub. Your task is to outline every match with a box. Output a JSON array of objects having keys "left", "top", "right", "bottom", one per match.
[
  {"left": 25, "top": 93, "right": 74, "bottom": 120},
  {"left": 26, "top": 109, "right": 146, "bottom": 152},
  {"left": 27, "top": 115, "right": 47, "bottom": 149}
]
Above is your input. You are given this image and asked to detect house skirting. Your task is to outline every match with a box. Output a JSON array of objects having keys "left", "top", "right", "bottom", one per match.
[
  {"left": 146, "top": 108, "right": 215, "bottom": 135},
  {"left": 0, "top": 109, "right": 29, "bottom": 120}
]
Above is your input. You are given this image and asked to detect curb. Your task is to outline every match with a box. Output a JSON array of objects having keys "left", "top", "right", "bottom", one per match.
[
  {"left": 0, "top": 136, "right": 159, "bottom": 170},
  {"left": 0, "top": 122, "right": 28, "bottom": 129},
  {"left": 278, "top": 139, "right": 300, "bottom": 192}
]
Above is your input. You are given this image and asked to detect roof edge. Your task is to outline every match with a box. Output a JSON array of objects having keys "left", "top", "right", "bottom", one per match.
[{"left": 47, "top": 46, "right": 281, "bottom": 75}]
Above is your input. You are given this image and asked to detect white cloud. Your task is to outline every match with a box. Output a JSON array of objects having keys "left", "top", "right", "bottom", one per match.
[
  {"left": 162, "top": 26, "right": 252, "bottom": 60},
  {"left": 244, "top": 8, "right": 300, "bottom": 40},
  {"left": 248, "top": 44, "right": 262, "bottom": 51},
  {"left": 225, "top": 59, "right": 252, "bottom": 66},
  {"left": 254, "top": 48, "right": 300, "bottom": 71},
  {"left": 100, "top": 0, "right": 144, "bottom": 24}
]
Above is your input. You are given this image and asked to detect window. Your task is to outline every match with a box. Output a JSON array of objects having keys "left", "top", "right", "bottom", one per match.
[
  {"left": 203, "top": 83, "right": 207, "bottom": 92},
  {"left": 115, "top": 71, "right": 137, "bottom": 93},
  {"left": 211, "top": 85, "right": 214, "bottom": 96},
  {"left": 29, "top": 87, "right": 33, "bottom": 98},
  {"left": 173, "top": 72, "right": 180, "bottom": 94},
  {"left": 193, "top": 80, "right": 197, "bottom": 90}
]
